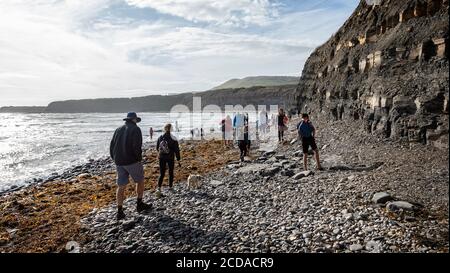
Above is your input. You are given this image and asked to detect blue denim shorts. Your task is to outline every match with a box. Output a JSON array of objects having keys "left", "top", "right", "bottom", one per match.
[{"left": 116, "top": 162, "right": 144, "bottom": 186}]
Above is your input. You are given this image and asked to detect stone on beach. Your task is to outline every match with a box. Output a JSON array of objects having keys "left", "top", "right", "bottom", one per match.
[
  {"left": 386, "top": 201, "right": 417, "bottom": 212},
  {"left": 372, "top": 192, "right": 393, "bottom": 204},
  {"left": 292, "top": 171, "right": 313, "bottom": 180}
]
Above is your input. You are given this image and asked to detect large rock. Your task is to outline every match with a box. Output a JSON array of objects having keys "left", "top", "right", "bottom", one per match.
[
  {"left": 210, "top": 180, "right": 224, "bottom": 186},
  {"left": 263, "top": 150, "right": 276, "bottom": 157},
  {"left": 372, "top": 192, "right": 393, "bottom": 204},
  {"left": 260, "top": 167, "right": 280, "bottom": 177},
  {"left": 292, "top": 171, "right": 313, "bottom": 180},
  {"left": 349, "top": 244, "right": 363, "bottom": 252},
  {"left": 386, "top": 201, "right": 417, "bottom": 212},
  {"left": 122, "top": 220, "right": 136, "bottom": 231}
]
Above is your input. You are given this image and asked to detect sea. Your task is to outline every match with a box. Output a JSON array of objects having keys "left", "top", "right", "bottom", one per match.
[{"left": 0, "top": 112, "right": 252, "bottom": 192}]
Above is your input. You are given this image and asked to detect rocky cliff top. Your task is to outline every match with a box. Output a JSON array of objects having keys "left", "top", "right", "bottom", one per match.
[{"left": 211, "top": 76, "right": 299, "bottom": 90}]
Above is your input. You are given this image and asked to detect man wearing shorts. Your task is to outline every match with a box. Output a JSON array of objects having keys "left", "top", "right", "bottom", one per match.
[
  {"left": 297, "top": 113, "right": 322, "bottom": 171},
  {"left": 110, "top": 112, "right": 152, "bottom": 220}
]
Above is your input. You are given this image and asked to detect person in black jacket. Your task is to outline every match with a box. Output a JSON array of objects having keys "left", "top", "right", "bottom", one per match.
[
  {"left": 110, "top": 112, "right": 152, "bottom": 220},
  {"left": 238, "top": 125, "right": 251, "bottom": 162},
  {"left": 156, "top": 123, "right": 181, "bottom": 197}
]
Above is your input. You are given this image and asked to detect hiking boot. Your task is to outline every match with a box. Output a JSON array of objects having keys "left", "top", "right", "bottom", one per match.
[
  {"left": 168, "top": 187, "right": 175, "bottom": 193},
  {"left": 137, "top": 201, "right": 153, "bottom": 213},
  {"left": 117, "top": 209, "right": 126, "bottom": 220},
  {"left": 317, "top": 166, "right": 324, "bottom": 171}
]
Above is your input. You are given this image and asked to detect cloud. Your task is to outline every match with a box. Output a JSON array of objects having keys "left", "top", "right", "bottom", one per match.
[
  {"left": 125, "top": 0, "right": 280, "bottom": 27},
  {"left": 0, "top": 0, "right": 358, "bottom": 106}
]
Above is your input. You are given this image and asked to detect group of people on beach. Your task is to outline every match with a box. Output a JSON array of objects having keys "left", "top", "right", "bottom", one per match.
[{"left": 110, "top": 110, "right": 321, "bottom": 220}]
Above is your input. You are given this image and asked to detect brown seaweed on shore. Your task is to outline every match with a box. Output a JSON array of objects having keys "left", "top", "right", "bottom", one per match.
[{"left": 0, "top": 140, "right": 238, "bottom": 253}]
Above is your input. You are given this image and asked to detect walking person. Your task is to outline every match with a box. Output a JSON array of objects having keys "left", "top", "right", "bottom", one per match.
[
  {"left": 225, "top": 115, "right": 233, "bottom": 147},
  {"left": 297, "top": 113, "right": 322, "bottom": 171},
  {"left": 156, "top": 123, "right": 181, "bottom": 198},
  {"left": 277, "top": 108, "right": 288, "bottom": 143},
  {"left": 259, "top": 109, "right": 268, "bottom": 134},
  {"left": 110, "top": 112, "right": 152, "bottom": 220},
  {"left": 149, "top": 127, "right": 154, "bottom": 140},
  {"left": 238, "top": 125, "right": 251, "bottom": 162},
  {"left": 220, "top": 118, "right": 226, "bottom": 146}
]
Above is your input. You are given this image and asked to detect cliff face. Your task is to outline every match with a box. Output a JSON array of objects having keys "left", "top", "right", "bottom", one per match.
[
  {"left": 296, "top": 0, "right": 449, "bottom": 149},
  {"left": 42, "top": 85, "right": 297, "bottom": 113}
]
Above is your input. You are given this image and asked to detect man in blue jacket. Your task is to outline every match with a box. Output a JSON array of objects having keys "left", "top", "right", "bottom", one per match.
[
  {"left": 110, "top": 112, "right": 152, "bottom": 220},
  {"left": 297, "top": 113, "right": 323, "bottom": 171}
]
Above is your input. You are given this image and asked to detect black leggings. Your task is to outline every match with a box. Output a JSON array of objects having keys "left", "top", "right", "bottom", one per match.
[
  {"left": 278, "top": 129, "right": 284, "bottom": 141},
  {"left": 158, "top": 158, "right": 175, "bottom": 188}
]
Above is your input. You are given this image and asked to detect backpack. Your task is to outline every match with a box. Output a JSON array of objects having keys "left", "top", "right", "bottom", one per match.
[
  {"left": 159, "top": 136, "right": 171, "bottom": 155},
  {"left": 298, "top": 121, "right": 314, "bottom": 138}
]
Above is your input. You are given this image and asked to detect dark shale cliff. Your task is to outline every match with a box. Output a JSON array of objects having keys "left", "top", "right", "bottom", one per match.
[{"left": 296, "top": 0, "right": 449, "bottom": 149}]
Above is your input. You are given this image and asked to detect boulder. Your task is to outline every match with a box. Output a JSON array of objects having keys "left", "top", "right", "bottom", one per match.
[
  {"left": 386, "top": 201, "right": 416, "bottom": 212},
  {"left": 210, "top": 180, "right": 224, "bottom": 186},
  {"left": 259, "top": 166, "right": 280, "bottom": 177},
  {"left": 122, "top": 220, "right": 136, "bottom": 231},
  {"left": 292, "top": 170, "right": 313, "bottom": 180},
  {"left": 263, "top": 150, "right": 276, "bottom": 157},
  {"left": 77, "top": 173, "right": 91, "bottom": 180},
  {"left": 365, "top": 240, "right": 381, "bottom": 252},
  {"left": 372, "top": 192, "right": 393, "bottom": 204},
  {"left": 349, "top": 243, "right": 363, "bottom": 251},
  {"left": 281, "top": 169, "right": 295, "bottom": 177}
]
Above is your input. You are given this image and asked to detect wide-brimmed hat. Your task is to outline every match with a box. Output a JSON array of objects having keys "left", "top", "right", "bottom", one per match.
[{"left": 123, "top": 112, "right": 141, "bottom": 123}]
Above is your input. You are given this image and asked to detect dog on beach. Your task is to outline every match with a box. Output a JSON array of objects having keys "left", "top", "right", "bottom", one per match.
[{"left": 187, "top": 174, "right": 203, "bottom": 190}]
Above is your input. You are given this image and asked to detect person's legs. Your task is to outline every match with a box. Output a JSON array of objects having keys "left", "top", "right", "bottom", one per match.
[
  {"left": 136, "top": 180, "right": 145, "bottom": 199},
  {"left": 136, "top": 179, "right": 152, "bottom": 212},
  {"left": 239, "top": 142, "right": 245, "bottom": 161},
  {"left": 126, "top": 162, "right": 152, "bottom": 211},
  {"left": 116, "top": 165, "right": 130, "bottom": 220},
  {"left": 168, "top": 160, "right": 175, "bottom": 188},
  {"left": 158, "top": 159, "right": 167, "bottom": 189},
  {"left": 314, "top": 150, "right": 322, "bottom": 170},
  {"left": 116, "top": 185, "right": 126, "bottom": 208},
  {"left": 303, "top": 153, "right": 308, "bottom": 171},
  {"left": 310, "top": 138, "right": 322, "bottom": 170},
  {"left": 301, "top": 138, "right": 310, "bottom": 171}
]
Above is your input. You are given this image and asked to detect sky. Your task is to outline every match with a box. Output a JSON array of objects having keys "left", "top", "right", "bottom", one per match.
[{"left": 0, "top": 0, "right": 359, "bottom": 106}]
